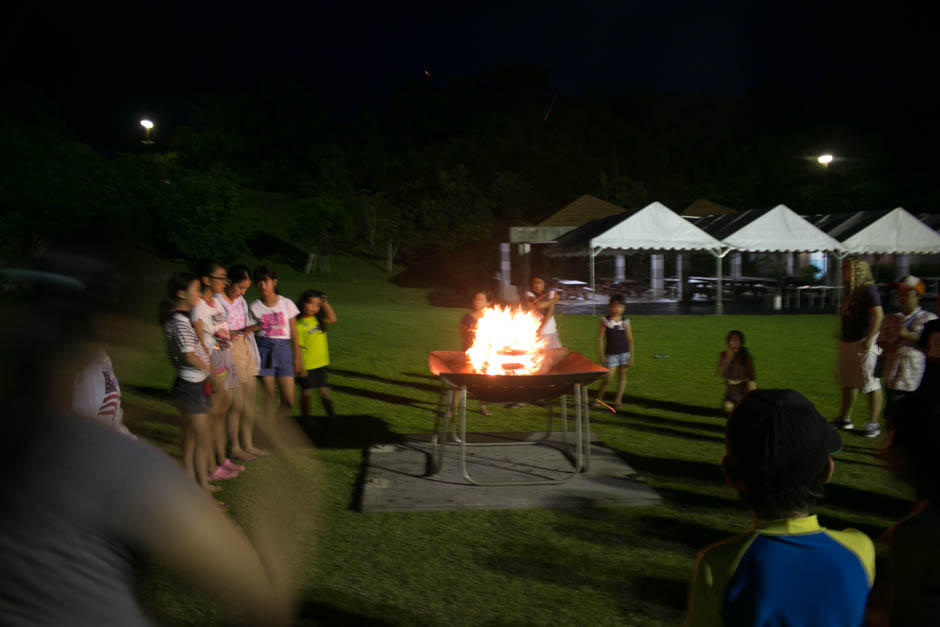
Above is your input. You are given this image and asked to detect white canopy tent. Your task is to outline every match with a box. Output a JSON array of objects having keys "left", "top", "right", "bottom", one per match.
[
  {"left": 836, "top": 207, "right": 940, "bottom": 255},
  {"left": 718, "top": 204, "right": 847, "bottom": 253},
  {"left": 546, "top": 201, "right": 728, "bottom": 310},
  {"left": 694, "top": 204, "right": 847, "bottom": 311}
]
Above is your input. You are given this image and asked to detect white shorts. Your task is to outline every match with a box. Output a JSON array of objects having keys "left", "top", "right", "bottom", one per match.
[{"left": 838, "top": 340, "right": 881, "bottom": 393}]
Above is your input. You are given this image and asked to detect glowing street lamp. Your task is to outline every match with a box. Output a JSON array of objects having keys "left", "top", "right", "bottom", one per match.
[
  {"left": 140, "top": 119, "right": 154, "bottom": 145},
  {"left": 817, "top": 154, "right": 833, "bottom": 167}
]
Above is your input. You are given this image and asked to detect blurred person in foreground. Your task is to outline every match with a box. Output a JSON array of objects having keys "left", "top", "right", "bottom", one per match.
[
  {"left": 867, "top": 395, "right": 940, "bottom": 626},
  {"left": 0, "top": 259, "right": 318, "bottom": 626},
  {"left": 834, "top": 257, "right": 885, "bottom": 437},
  {"left": 878, "top": 275, "right": 936, "bottom": 406},
  {"left": 687, "top": 389, "right": 874, "bottom": 627}
]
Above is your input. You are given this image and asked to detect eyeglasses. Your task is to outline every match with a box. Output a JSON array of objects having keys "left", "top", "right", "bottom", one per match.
[{"left": 209, "top": 275, "right": 228, "bottom": 281}]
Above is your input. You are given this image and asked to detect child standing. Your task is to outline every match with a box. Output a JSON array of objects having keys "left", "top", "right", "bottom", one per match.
[
  {"left": 718, "top": 330, "right": 757, "bottom": 415},
  {"left": 594, "top": 294, "right": 634, "bottom": 409},
  {"left": 525, "top": 276, "right": 562, "bottom": 348},
  {"left": 250, "top": 266, "right": 303, "bottom": 422},
  {"left": 219, "top": 264, "right": 266, "bottom": 459},
  {"left": 296, "top": 289, "right": 337, "bottom": 425},
  {"left": 160, "top": 272, "right": 214, "bottom": 494},
  {"left": 687, "top": 389, "right": 874, "bottom": 626},
  {"left": 191, "top": 260, "right": 242, "bottom": 481}
]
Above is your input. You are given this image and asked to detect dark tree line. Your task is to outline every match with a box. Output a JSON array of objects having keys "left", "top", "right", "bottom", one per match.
[{"left": 2, "top": 67, "right": 937, "bottom": 276}]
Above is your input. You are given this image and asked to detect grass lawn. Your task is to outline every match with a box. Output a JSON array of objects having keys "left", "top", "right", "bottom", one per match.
[{"left": 116, "top": 257, "right": 912, "bottom": 626}]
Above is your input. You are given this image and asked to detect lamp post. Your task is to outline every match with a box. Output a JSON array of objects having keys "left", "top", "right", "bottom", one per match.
[
  {"left": 817, "top": 154, "right": 833, "bottom": 167},
  {"left": 140, "top": 119, "right": 154, "bottom": 145}
]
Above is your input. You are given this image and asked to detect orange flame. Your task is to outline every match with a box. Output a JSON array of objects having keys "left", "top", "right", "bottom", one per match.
[{"left": 465, "top": 306, "right": 548, "bottom": 375}]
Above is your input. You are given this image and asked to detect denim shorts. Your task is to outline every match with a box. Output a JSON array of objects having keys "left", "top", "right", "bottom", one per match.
[
  {"left": 605, "top": 352, "right": 631, "bottom": 367},
  {"left": 172, "top": 377, "right": 211, "bottom": 415},
  {"left": 257, "top": 336, "right": 294, "bottom": 377}
]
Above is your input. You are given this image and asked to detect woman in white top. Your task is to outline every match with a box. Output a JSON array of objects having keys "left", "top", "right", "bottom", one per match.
[
  {"left": 220, "top": 264, "right": 268, "bottom": 459},
  {"left": 192, "top": 260, "right": 244, "bottom": 481}
]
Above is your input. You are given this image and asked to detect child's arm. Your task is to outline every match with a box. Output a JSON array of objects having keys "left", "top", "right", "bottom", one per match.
[
  {"left": 717, "top": 351, "right": 730, "bottom": 377},
  {"left": 184, "top": 351, "right": 210, "bottom": 375},
  {"left": 597, "top": 320, "right": 607, "bottom": 364},
  {"left": 320, "top": 295, "right": 337, "bottom": 325},
  {"left": 192, "top": 318, "right": 212, "bottom": 356},
  {"left": 625, "top": 321, "right": 634, "bottom": 366},
  {"left": 289, "top": 316, "right": 305, "bottom": 377}
]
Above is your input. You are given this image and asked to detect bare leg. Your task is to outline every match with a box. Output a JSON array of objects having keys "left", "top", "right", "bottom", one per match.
[
  {"left": 211, "top": 387, "right": 233, "bottom": 465},
  {"left": 249, "top": 376, "right": 276, "bottom": 457},
  {"left": 319, "top": 387, "right": 335, "bottom": 420},
  {"left": 242, "top": 388, "right": 268, "bottom": 456},
  {"left": 868, "top": 388, "right": 884, "bottom": 424},
  {"left": 190, "top": 412, "right": 212, "bottom": 493},
  {"left": 595, "top": 368, "right": 614, "bottom": 404},
  {"left": 276, "top": 375, "right": 295, "bottom": 408},
  {"left": 840, "top": 387, "right": 859, "bottom": 423},
  {"left": 614, "top": 365, "right": 628, "bottom": 407},
  {"left": 300, "top": 389, "right": 312, "bottom": 420},
  {"left": 227, "top": 382, "right": 254, "bottom": 460},
  {"left": 181, "top": 419, "right": 195, "bottom": 480}
]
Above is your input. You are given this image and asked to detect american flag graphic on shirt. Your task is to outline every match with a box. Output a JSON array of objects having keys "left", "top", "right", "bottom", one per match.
[{"left": 97, "top": 370, "right": 120, "bottom": 422}]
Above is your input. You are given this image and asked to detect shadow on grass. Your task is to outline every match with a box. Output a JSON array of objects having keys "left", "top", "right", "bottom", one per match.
[
  {"left": 401, "top": 371, "right": 440, "bottom": 382},
  {"left": 614, "top": 409, "right": 727, "bottom": 435},
  {"left": 825, "top": 483, "right": 911, "bottom": 521},
  {"left": 624, "top": 394, "right": 726, "bottom": 419},
  {"left": 331, "top": 384, "right": 434, "bottom": 411},
  {"left": 635, "top": 515, "right": 734, "bottom": 551},
  {"left": 654, "top": 486, "right": 744, "bottom": 511},
  {"left": 633, "top": 576, "right": 691, "bottom": 615},
  {"left": 299, "top": 414, "right": 402, "bottom": 450},
  {"left": 331, "top": 368, "right": 440, "bottom": 393},
  {"left": 295, "top": 597, "right": 402, "bottom": 626},
  {"left": 600, "top": 415, "right": 725, "bottom": 444},
  {"left": 619, "top": 452, "right": 725, "bottom": 484}
]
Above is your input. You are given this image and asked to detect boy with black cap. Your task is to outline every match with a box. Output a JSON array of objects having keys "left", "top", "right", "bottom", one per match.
[{"left": 687, "top": 389, "right": 875, "bottom": 626}]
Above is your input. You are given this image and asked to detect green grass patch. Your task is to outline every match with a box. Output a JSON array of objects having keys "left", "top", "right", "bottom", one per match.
[{"left": 117, "top": 271, "right": 911, "bottom": 626}]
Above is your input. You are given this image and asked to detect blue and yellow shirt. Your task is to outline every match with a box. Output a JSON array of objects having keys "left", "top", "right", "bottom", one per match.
[
  {"left": 688, "top": 515, "right": 874, "bottom": 626},
  {"left": 297, "top": 316, "right": 329, "bottom": 370}
]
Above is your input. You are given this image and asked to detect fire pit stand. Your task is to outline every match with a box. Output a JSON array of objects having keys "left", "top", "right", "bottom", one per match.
[{"left": 427, "top": 349, "right": 608, "bottom": 486}]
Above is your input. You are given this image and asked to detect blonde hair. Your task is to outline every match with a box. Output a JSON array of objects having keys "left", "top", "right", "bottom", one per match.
[{"left": 843, "top": 257, "right": 874, "bottom": 298}]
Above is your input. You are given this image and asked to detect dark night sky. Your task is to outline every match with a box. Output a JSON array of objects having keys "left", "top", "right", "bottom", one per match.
[{"left": 4, "top": 1, "right": 934, "bottom": 147}]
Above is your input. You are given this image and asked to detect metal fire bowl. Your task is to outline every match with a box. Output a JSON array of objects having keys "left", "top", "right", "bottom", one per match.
[{"left": 428, "top": 348, "right": 608, "bottom": 403}]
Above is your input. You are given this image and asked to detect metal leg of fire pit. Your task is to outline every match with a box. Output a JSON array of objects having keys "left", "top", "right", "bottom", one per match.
[{"left": 451, "top": 383, "right": 590, "bottom": 486}]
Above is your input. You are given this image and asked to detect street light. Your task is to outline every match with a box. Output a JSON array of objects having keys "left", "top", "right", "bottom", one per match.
[
  {"left": 140, "top": 119, "right": 154, "bottom": 145},
  {"left": 817, "top": 154, "right": 833, "bottom": 167}
]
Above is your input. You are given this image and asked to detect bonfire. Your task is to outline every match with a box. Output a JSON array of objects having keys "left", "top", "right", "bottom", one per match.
[{"left": 464, "top": 306, "right": 548, "bottom": 375}]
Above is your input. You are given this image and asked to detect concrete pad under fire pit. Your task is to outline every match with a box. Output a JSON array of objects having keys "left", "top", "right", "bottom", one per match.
[{"left": 360, "top": 432, "right": 661, "bottom": 513}]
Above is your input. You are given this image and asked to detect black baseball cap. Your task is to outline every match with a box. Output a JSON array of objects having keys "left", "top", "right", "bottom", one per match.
[{"left": 726, "top": 389, "right": 843, "bottom": 487}]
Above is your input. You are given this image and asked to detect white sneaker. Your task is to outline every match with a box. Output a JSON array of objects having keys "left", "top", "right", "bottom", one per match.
[
  {"left": 831, "top": 418, "right": 854, "bottom": 430},
  {"left": 860, "top": 423, "right": 881, "bottom": 438}
]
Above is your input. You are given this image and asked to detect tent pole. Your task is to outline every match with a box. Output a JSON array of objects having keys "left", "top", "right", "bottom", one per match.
[
  {"left": 713, "top": 248, "right": 732, "bottom": 315},
  {"left": 589, "top": 246, "right": 604, "bottom": 316}
]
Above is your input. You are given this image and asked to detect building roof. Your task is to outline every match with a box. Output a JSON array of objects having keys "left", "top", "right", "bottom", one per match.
[
  {"left": 537, "top": 194, "right": 627, "bottom": 227},
  {"left": 682, "top": 198, "right": 737, "bottom": 217}
]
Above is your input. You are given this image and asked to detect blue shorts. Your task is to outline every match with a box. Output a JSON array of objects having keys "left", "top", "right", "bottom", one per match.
[
  {"left": 172, "top": 377, "right": 211, "bottom": 415},
  {"left": 605, "top": 352, "right": 631, "bottom": 367},
  {"left": 256, "top": 337, "right": 294, "bottom": 377}
]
